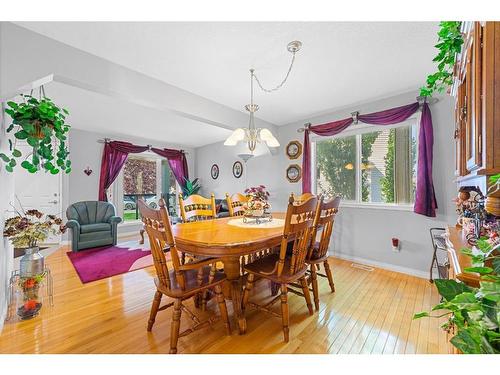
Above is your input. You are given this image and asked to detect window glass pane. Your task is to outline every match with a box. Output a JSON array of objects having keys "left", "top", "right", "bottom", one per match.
[
  {"left": 316, "top": 135, "right": 356, "bottom": 200},
  {"left": 123, "top": 156, "right": 158, "bottom": 222},
  {"left": 361, "top": 125, "right": 416, "bottom": 204}
]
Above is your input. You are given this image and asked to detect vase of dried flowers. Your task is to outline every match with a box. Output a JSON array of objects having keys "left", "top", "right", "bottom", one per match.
[
  {"left": 3, "top": 206, "right": 65, "bottom": 320},
  {"left": 243, "top": 185, "right": 271, "bottom": 217}
]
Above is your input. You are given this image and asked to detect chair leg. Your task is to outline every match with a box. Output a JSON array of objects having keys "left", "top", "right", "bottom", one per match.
[
  {"left": 323, "top": 260, "right": 335, "bottom": 293},
  {"left": 300, "top": 276, "right": 314, "bottom": 315},
  {"left": 280, "top": 284, "right": 289, "bottom": 343},
  {"left": 169, "top": 299, "right": 182, "bottom": 354},
  {"left": 215, "top": 284, "right": 231, "bottom": 335},
  {"left": 241, "top": 273, "right": 255, "bottom": 310},
  {"left": 147, "top": 290, "right": 162, "bottom": 331},
  {"left": 310, "top": 265, "right": 320, "bottom": 311}
]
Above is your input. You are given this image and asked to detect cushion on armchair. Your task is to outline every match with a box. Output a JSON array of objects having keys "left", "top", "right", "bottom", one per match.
[
  {"left": 66, "top": 201, "right": 122, "bottom": 252},
  {"left": 80, "top": 223, "right": 112, "bottom": 233}
]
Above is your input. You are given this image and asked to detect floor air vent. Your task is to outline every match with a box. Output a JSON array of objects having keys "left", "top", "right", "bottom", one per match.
[{"left": 351, "top": 263, "right": 374, "bottom": 272}]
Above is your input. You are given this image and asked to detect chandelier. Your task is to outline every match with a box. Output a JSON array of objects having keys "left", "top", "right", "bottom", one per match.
[{"left": 224, "top": 40, "right": 302, "bottom": 152}]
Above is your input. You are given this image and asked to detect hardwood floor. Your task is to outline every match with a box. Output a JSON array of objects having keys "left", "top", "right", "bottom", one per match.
[{"left": 0, "top": 243, "right": 452, "bottom": 354}]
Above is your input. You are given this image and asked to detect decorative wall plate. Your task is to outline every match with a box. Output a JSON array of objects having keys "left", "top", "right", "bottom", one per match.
[
  {"left": 210, "top": 164, "right": 219, "bottom": 179},
  {"left": 286, "top": 164, "right": 302, "bottom": 183},
  {"left": 286, "top": 140, "right": 302, "bottom": 159},
  {"left": 232, "top": 161, "right": 243, "bottom": 178}
]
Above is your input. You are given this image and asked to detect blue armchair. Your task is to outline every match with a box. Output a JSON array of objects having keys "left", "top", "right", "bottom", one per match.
[{"left": 66, "top": 201, "right": 122, "bottom": 252}]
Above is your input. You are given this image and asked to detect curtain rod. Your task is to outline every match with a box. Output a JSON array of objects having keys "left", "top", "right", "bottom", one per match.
[
  {"left": 297, "top": 96, "right": 439, "bottom": 133},
  {"left": 96, "top": 138, "right": 189, "bottom": 154}
]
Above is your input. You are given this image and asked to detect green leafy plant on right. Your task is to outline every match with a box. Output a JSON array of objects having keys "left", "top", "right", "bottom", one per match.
[
  {"left": 181, "top": 178, "right": 201, "bottom": 198},
  {"left": 420, "top": 21, "right": 464, "bottom": 97},
  {"left": 414, "top": 236, "right": 500, "bottom": 354}
]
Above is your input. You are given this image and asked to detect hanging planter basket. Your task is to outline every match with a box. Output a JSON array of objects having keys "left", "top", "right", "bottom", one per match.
[{"left": 0, "top": 88, "right": 71, "bottom": 174}]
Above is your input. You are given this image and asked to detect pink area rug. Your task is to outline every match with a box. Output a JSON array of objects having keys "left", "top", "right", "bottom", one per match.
[{"left": 67, "top": 242, "right": 163, "bottom": 283}]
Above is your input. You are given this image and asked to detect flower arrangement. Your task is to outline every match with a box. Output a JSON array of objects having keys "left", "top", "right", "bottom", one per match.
[
  {"left": 244, "top": 185, "right": 271, "bottom": 216},
  {"left": 3, "top": 208, "right": 66, "bottom": 248}
]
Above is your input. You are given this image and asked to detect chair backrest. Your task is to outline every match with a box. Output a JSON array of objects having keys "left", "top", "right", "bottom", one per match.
[
  {"left": 309, "top": 196, "right": 341, "bottom": 260},
  {"left": 138, "top": 199, "right": 186, "bottom": 290},
  {"left": 66, "top": 201, "right": 116, "bottom": 225},
  {"left": 276, "top": 194, "right": 318, "bottom": 277},
  {"left": 178, "top": 193, "right": 217, "bottom": 222},
  {"left": 225, "top": 192, "right": 248, "bottom": 217},
  {"left": 291, "top": 192, "right": 315, "bottom": 205}
]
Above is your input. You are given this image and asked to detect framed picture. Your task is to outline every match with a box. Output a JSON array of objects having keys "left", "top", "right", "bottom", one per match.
[
  {"left": 286, "top": 140, "right": 302, "bottom": 159},
  {"left": 210, "top": 164, "right": 219, "bottom": 179},
  {"left": 232, "top": 161, "right": 243, "bottom": 178},
  {"left": 286, "top": 164, "right": 302, "bottom": 183}
]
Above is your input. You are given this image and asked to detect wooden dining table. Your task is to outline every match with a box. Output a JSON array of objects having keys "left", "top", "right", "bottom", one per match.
[{"left": 172, "top": 213, "right": 286, "bottom": 334}]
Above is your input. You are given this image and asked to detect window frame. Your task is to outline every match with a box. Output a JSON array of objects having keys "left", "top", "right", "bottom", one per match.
[
  {"left": 110, "top": 151, "right": 181, "bottom": 225},
  {"left": 311, "top": 116, "right": 419, "bottom": 211}
]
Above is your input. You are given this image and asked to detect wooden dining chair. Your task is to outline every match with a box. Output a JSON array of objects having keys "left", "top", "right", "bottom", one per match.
[
  {"left": 225, "top": 192, "right": 248, "bottom": 217},
  {"left": 307, "top": 196, "right": 341, "bottom": 311},
  {"left": 241, "top": 194, "right": 317, "bottom": 342},
  {"left": 179, "top": 193, "right": 217, "bottom": 222},
  {"left": 138, "top": 199, "right": 231, "bottom": 354}
]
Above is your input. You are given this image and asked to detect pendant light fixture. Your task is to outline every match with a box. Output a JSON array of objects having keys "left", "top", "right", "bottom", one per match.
[{"left": 224, "top": 40, "right": 302, "bottom": 152}]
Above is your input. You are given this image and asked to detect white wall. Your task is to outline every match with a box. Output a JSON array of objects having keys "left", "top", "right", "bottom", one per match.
[
  {"left": 195, "top": 90, "right": 457, "bottom": 278},
  {"left": 0, "top": 24, "right": 15, "bottom": 331}
]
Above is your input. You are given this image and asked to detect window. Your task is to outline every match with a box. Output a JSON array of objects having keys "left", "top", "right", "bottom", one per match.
[
  {"left": 315, "top": 121, "right": 417, "bottom": 206},
  {"left": 120, "top": 154, "right": 178, "bottom": 222}
]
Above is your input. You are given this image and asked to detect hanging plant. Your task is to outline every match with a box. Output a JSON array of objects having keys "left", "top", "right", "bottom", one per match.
[
  {"left": 0, "top": 91, "right": 71, "bottom": 174},
  {"left": 420, "top": 21, "right": 464, "bottom": 97}
]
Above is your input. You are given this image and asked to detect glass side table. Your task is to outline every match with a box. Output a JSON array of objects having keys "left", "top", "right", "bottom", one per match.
[{"left": 7, "top": 267, "right": 53, "bottom": 321}]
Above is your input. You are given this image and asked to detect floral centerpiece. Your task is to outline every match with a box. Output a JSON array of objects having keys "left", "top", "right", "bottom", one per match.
[
  {"left": 3, "top": 207, "right": 65, "bottom": 319},
  {"left": 243, "top": 185, "right": 271, "bottom": 217}
]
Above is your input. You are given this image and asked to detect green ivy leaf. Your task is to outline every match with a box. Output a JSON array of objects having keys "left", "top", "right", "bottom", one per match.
[
  {"left": 5, "top": 165, "right": 13, "bottom": 173},
  {"left": 493, "top": 258, "right": 500, "bottom": 275},
  {"left": 413, "top": 312, "right": 429, "bottom": 319},
  {"left": 14, "top": 130, "right": 28, "bottom": 140},
  {"left": 434, "top": 279, "right": 473, "bottom": 302},
  {"left": 21, "top": 160, "right": 33, "bottom": 170},
  {"left": 449, "top": 292, "right": 482, "bottom": 311},
  {"left": 464, "top": 266, "right": 494, "bottom": 275},
  {"left": 12, "top": 149, "right": 22, "bottom": 158},
  {"left": 0, "top": 153, "right": 10, "bottom": 163},
  {"left": 450, "top": 330, "right": 482, "bottom": 354}
]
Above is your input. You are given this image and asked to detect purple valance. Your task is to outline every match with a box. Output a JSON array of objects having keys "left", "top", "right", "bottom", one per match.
[
  {"left": 98, "top": 141, "right": 188, "bottom": 202},
  {"left": 302, "top": 102, "right": 437, "bottom": 217}
]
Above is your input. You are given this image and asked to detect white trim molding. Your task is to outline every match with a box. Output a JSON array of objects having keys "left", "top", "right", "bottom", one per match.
[{"left": 331, "top": 251, "right": 430, "bottom": 280}]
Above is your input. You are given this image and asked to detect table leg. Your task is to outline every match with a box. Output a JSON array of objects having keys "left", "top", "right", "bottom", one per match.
[{"left": 223, "top": 256, "right": 247, "bottom": 335}]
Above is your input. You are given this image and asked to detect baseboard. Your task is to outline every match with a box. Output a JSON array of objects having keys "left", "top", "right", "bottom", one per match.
[{"left": 332, "top": 252, "right": 430, "bottom": 280}]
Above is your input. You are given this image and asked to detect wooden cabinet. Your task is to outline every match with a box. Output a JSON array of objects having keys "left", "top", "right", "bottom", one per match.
[{"left": 452, "top": 22, "right": 500, "bottom": 216}]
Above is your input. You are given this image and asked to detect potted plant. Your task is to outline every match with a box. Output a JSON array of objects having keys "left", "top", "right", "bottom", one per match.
[
  {"left": 3, "top": 207, "right": 65, "bottom": 319},
  {"left": 182, "top": 177, "right": 201, "bottom": 197},
  {"left": 414, "top": 232, "right": 500, "bottom": 354},
  {"left": 0, "top": 93, "right": 71, "bottom": 174}
]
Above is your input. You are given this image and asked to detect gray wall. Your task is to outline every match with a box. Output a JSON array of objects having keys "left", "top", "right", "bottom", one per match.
[{"left": 195, "top": 90, "right": 457, "bottom": 277}]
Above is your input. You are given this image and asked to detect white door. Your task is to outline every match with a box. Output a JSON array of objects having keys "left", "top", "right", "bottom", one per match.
[{"left": 13, "top": 143, "right": 62, "bottom": 244}]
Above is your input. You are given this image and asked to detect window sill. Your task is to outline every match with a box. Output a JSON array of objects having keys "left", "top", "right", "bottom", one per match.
[{"left": 340, "top": 202, "right": 414, "bottom": 212}]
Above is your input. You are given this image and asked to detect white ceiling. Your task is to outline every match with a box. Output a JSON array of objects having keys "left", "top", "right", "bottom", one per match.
[
  {"left": 46, "top": 82, "right": 231, "bottom": 148},
  {"left": 16, "top": 22, "right": 439, "bottom": 126}
]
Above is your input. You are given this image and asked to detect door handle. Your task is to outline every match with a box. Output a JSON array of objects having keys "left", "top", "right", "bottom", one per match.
[{"left": 48, "top": 200, "right": 58, "bottom": 204}]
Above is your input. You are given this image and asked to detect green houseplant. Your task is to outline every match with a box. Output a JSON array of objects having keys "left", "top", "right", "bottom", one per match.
[
  {"left": 0, "top": 94, "right": 71, "bottom": 174},
  {"left": 414, "top": 235, "right": 500, "bottom": 354},
  {"left": 420, "top": 21, "right": 464, "bottom": 97},
  {"left": 182, "top": 177, "right": 201, "bottom": 197}
]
